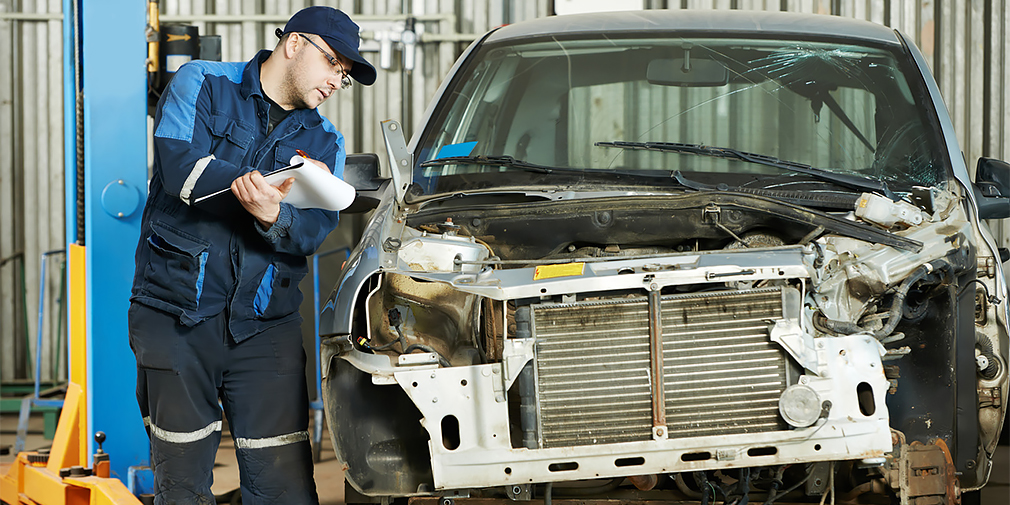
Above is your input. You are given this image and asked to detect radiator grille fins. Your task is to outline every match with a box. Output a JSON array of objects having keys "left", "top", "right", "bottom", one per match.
[
  {"left": 660, "top": 290, "right": 789, "bottom": 438},
  {"left": 534, "top": 299, "right": 653, "bottom": 448},
  {"left": 533, "top": 288, "right": 790, "bottom": 448}
]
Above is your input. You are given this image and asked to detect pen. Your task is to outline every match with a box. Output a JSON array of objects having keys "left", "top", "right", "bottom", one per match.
[{"left": 296, "top": 149, "right": 310, "bottom": 158}]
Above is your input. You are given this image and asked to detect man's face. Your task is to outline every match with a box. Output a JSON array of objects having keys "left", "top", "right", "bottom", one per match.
[{"left": 284, "top": 33, "right": 352, "bottom": 109}]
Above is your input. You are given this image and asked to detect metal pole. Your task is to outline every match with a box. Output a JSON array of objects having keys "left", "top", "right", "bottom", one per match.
[
  {"left": 648, "top": 288, "right": 666, "bottom": 439},
  {"left": 34, "top": 250, "right": 65, "bottom": 399},
  {"left": 310, "top": 247, "right": 349, "bottom": 461},
  {"left": 311, "top": 247, "right": 350, "bottom": 405}
]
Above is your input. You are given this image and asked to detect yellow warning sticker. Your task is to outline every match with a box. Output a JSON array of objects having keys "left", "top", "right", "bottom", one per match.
[{"left": 533, "top": 262, "right": 585, "bottom": 280}]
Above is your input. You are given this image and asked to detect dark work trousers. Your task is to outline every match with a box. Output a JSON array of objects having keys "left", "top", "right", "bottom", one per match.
[{"left": 128, "top": 303, "right": 319, "bottom": 505}]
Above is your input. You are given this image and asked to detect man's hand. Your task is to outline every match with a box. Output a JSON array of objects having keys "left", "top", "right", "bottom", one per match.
[{"left": 231, "top": 171, "right": 295, "bottom": 228}]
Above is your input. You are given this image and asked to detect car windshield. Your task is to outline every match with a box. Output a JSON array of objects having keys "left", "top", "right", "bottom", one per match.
[{"left": 412, "top": 34, "right": 949, "bottom": 199}]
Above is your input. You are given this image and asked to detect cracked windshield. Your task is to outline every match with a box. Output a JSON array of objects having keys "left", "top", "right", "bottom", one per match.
[{"left": 414, "top": 35, "right": 947, "bottom": 198}]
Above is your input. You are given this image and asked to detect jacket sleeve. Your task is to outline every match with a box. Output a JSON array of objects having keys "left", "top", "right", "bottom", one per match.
[
  {"left": 253, "top": 135, "right": 345, "bottom": 256},
  {"left": 152, "top": 62, "right": 255, "bottom": 215}
]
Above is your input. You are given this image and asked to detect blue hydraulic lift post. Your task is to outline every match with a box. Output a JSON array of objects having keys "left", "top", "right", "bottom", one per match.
[
  {"left": 70, "top": 0, "right": 151, "bottom": 485},
  {"left": 62, "top": 0, "right": 75, "bottom": 246}
]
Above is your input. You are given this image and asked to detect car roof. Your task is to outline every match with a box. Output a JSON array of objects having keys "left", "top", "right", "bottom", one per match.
[{"left": 486, "top": 9, "right": 902, "bottom": 46}]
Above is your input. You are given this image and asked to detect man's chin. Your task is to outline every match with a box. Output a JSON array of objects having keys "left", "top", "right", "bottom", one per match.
[{"left": 292, "top": 97, "right": 316, "bottom": 110}]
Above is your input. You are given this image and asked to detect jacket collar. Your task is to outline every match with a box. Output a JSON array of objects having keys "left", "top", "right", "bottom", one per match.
[{"left": 242, "top": 50, "right": 324, "bottom": 129}]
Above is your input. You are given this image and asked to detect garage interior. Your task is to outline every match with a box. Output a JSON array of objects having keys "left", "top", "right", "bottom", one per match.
[{"left": 1, "top": 1, "right": 1009, "bottom": 504}]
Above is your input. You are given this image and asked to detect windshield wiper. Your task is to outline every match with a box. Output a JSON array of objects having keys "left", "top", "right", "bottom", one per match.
[
  {"left": 418, "top": 154, "right": 698, "bottom": 185},
  {"left": 596, "top": 141, "right": 896, "bottom": 199},
  {"left": 419, "top": 155, "right": 560, "bottom": 174}
]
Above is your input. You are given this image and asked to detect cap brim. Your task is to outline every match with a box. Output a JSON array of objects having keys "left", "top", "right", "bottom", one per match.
[{"left": 322, "top": 36, "right": 376, "bottom": 86}]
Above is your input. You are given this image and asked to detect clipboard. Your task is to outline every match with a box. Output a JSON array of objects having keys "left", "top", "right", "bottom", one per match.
[{"left": 194, "top": 157, "right": 356, "bottom": 212}]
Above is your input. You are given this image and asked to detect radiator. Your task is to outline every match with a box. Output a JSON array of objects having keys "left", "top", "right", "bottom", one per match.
[{"left": 533, "top": 288, "right": 790, "bottom": 448}]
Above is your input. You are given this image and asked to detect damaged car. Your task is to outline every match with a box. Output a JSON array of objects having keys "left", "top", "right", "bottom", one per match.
[{"left": 319, "top": 9, "right": 1009, "bottom": 505}]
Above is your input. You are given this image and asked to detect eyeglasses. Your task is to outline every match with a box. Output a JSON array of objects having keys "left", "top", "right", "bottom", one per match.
[{"left": 296, "top": 33, "right": 352, "bottom": 90}]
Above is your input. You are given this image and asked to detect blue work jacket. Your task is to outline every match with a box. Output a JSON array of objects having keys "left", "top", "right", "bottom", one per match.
[{"left": 131, "top": 50, "right": 344, "bottom": 342}]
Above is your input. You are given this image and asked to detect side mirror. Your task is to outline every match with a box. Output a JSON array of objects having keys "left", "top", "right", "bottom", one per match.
[
  {"left": 974, "top": 157, "right": 1010, "bottom": 219},
  {"left": 341, "top": 153, "right": 383, "bottom": 213}
]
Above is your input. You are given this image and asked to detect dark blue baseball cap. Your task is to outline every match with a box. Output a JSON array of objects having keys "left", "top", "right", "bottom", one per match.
[{"left": 279, "top": 6, "right": 376, "bottom": 85}]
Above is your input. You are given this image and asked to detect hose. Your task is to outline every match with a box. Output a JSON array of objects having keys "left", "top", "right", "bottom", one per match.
[
  {"left": 763, "top": 469, "right": 813, "bottom": 505},
  {"left": 870, "top": 261, "right": 940, "bottom": 339},
  {"left": 820, "top": 259, "right": 946, "bottom": 340},
  {"left": 838, "top": 479, "right": 887, "bottom": 502},
  {"left": 736, "top": 467, "right": 751, "bottom": 505},
  {"left": 517, "top": 362, "right": 537, "bottom": 449},
  {"left": 694, "top": 471, "right": 712, "bottom": 505},
  {"left": 673, "top": 473, "right": 702, "bottom": 499},
  {"left": 819, "top": 316, "right": 862, "bottom": 335}
]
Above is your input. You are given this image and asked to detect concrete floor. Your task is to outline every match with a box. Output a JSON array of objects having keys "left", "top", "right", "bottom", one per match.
[{"left": 2, "top": 410, "right": 1008, "bottom": 504}]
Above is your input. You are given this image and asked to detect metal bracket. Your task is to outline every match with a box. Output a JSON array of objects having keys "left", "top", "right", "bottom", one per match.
[
  {"left": 505, "top": 484, "right": 531, "bottom": 501},
  {"left": 769, "top": 319, "right": 820, "bottom": 373},
  {"left": 491, "top": 363, "right": 506, "bottom": 403},
  {"left": 805, "top": 461, "right": 831, "bottom": 495},
  {"left": 703, "top": 203, "right": 721, "bottom": 223},
  {"left": 380, "top": 119, "right": 412, "bottom": 205},
  {"left": 979, "top": 386, "right": 1002, "bottom": 408}
]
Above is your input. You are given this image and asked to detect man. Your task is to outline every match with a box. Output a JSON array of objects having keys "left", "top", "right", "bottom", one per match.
[{"left": 128, "top": 6, "right": 375, "bottom": 504}]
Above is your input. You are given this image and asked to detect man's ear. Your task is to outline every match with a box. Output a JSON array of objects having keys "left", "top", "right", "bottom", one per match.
[{"left": 283, "top": 33, "right": 300, "bottom": 59}]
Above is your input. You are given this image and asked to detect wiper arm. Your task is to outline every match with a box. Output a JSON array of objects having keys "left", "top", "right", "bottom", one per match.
[
  {"left": 596, "top": 141, "right": 896, "bottom": 199},
  {"left": 419, "top": 155, "right": 559, "bottom": 174},
  {"left": 419, "top": 154, "right": 697, "bottom": 187}
]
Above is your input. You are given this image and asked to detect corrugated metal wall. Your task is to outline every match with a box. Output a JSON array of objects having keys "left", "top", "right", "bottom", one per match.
[
  {"left": 155, "top": 0, "right": 551, "bottom": 154},
  {"left": 0, "top": 0, "right": 67, "bottom": 384},
  {"left": 0, "top": 0, "right": 1007, "bottom": 381}
]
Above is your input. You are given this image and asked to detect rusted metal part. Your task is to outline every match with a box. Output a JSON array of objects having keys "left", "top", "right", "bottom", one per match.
[
  {"left": 839, "top": 479, "right": 889, "bottom": 502},
  {"left": 371, "top": 273, "right": 481, "bottom": 363},
  {"left": 647, "top": 289, "right": 666, "bottom": 437},
  {"left": 483, "top": 297, "right": 504, "bottom": 362},
  {"left": 628, "top": 474, "right": 660, "bottom": 491},
  {"left": 884, "top": 438, "right": 961, "bottom": 505},
  {"left": 978, "top": 386, "right": 1002, "bottom": 409}
]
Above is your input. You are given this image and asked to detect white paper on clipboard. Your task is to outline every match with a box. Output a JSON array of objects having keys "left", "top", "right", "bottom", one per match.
[
  {"left": 268, "top": 156, "right": 356, "bottom": 211},
  {"left": 194, "top": 156, "right": 356, "bottom": 211}
]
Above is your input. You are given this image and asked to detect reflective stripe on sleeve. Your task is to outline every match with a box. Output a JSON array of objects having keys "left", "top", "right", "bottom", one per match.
[
  {"left": 149, "top": 419, "right": 222, "bottom": 444},
  {"left": 180, "top": 155, "right": 216, "bottom": 205},
  {"left": 235, "top": 430, "right": 309, "bottom": 450}
]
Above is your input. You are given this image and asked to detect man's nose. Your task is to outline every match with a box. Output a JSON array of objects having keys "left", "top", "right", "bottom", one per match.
[{"left": 323, "top": 73, "right": 340, "bottom": 91}]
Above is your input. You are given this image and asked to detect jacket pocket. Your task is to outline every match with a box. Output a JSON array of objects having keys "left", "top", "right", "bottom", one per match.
[
  {"left": 209, "top": 114, "right": 253, "bottom": 161},
  {"left": 252, "top": 262, "right": 306, "bottom": 320},
  {"left": 275, "top": 141, "right": 313, "bottom": 168},
  {"left": 143, "top": 221, "right": 211, "bottom": 311}
]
